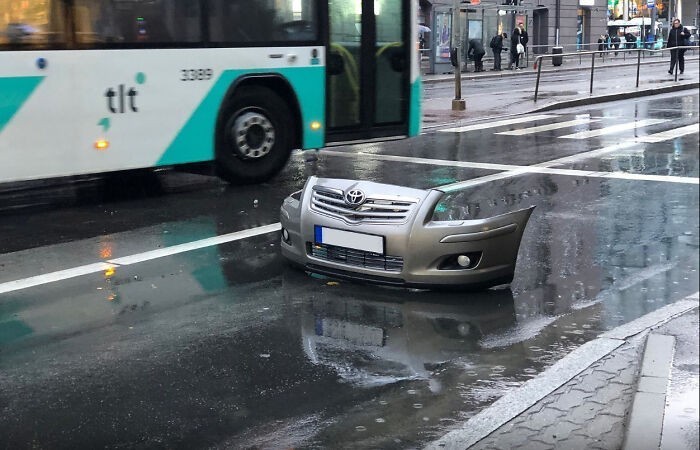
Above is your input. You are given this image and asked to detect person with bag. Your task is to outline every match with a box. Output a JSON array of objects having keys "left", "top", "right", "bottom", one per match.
[
  {"left": 489, "top": 32, "right": 506, "bottom": 71},
  {"left": 509, "top": 22, "right": 528, "bottom": 69},
  {"left": 667, "top": 18, "right": 690, "bottom": 74}
]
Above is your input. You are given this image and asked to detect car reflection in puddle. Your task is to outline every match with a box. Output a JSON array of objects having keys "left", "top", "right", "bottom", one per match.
[{"left": 299, "top": 286, "right": 516, "bottom": 391}]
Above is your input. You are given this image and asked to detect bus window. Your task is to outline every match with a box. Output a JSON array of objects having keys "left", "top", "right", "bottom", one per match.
[
  {"left": 208, "top": 0, "right": 318, "bottom": 44},
  {"left": 0, "top": 0, "right": 66, "bottom": 48},
  {"left": 73, "top": 0, "right": 201, "bottom": 45}
]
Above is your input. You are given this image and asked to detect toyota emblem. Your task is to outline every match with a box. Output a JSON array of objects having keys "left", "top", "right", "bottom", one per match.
[{"left": 345, "top": 189, "right": 366, "bottom": 206}]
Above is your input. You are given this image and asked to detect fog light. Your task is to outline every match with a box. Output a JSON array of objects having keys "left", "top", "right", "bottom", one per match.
[
  {"left": 457, "top": 255, "right": 471, "bottom": 267},
  {"left": 282, "top": 228, "right": 290, "bottom": 242}
]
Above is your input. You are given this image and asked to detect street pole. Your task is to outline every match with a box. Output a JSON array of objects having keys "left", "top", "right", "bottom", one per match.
[
  {"left": 555, "top": 0, "right": 560, "bottom": 46},
  {"left": 452, "top": 0, "right": 466, "bottom": 110}
]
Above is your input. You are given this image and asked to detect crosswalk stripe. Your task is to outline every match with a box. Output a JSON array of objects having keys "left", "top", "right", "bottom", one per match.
[
  {"left": 635, "top": 123, "right": 699, "bottom": 143},
  {"left": 440, "top": 114, "right": 554, "bottom": 133},
  {"left": 495, "top": 118, "right": 599, "bottom": 136},
  {"left": 558, "top": 119, "right": 668, "bottom": 139}
]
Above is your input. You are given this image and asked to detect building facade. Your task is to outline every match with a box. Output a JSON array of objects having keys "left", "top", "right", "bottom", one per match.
[{"left": 418, "top": 0, "right": 696, "bottom": 74}]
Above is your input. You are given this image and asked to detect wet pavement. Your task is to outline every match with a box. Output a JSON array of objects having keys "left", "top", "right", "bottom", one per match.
[{"left": 0, "top": 92, "right": 698, "bottom": 448}]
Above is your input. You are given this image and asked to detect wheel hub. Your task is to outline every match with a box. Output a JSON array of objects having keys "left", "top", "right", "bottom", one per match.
[{"left": 231, "top": 112, "right": 275, "bottom": 159}]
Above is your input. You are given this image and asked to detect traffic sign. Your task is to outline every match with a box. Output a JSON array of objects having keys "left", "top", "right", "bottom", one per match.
[{"left": 647, "top": 0, "right": 655, "bottom": 8}]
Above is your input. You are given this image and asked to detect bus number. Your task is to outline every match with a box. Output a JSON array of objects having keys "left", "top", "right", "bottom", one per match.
[{"left": 180, "top": 69, "right": 213, "bottom": 81}]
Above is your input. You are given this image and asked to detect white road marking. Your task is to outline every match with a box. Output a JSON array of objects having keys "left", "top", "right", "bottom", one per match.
[
  {"left": 558, "top": 119, "right": 668, "bottom": 139},
  {"left": 0, "top": 224, "right": 281, "bottom": 296},
  {"left": 495, "top": 118, "right": 599, "bottom": 136},
  {"left": 108, "top": 223, "right": 281, "bottom": 266},
  {"left": 635, "top": 123, "right": 699, "bottom": 143},
  {"left": 439, "top": 114, "right": 555, "bottom": 133},
  {"left": 321, "top": 148, "right": 698, "bottom": 193},
  {"left": 0, "top": 263, "right": 114, "bottom": 295}
]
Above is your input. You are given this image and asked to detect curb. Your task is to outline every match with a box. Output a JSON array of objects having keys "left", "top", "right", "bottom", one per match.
[
  {"left": 425, "top": 292, "right": 700, "bottom": 450},
  {"left": 422, "top": 55, "right": 700, "bottom": 85},
  {"left": 530, "top": 82, "right": 700, "bottom": 113},
  {"left": 622, "top": 333, "right": 676, "bottom": 450}
]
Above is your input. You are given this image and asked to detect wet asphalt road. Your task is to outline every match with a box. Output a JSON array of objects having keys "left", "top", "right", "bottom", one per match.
[{"left": 0, "top": 93, "right": 698, "bottom": 448}]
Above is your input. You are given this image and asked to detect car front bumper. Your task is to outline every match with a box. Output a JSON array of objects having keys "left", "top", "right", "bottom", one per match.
[{"left": 280, "top": 176, "right": 534, "bottom": 290}]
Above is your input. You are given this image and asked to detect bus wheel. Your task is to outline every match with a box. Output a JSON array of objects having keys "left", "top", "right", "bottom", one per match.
[{"left": 215, "top": 86, "right": 294, "bottom": 184}]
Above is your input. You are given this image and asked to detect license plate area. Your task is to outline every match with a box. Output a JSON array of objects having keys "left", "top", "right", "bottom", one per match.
[{"left": 314, "top": 225, "right": 384, "bottom": 255}]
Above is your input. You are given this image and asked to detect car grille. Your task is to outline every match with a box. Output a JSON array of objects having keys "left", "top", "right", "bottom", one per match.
[
  {"left": 308, "top": 243, "right": 404, "bottom": 272},
  {"left": 311, "top": 187, "right": 417, "bottom": 224}
]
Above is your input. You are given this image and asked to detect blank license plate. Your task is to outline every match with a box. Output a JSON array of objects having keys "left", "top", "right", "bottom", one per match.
[{"left": 314, "top": 226, "right": 384, "bottom": 255}]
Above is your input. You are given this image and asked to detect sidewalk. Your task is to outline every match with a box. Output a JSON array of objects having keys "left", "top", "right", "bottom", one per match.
[
  {"left": 421, "top": 53, "right": 700, "bottom": 127},
  {"left": 427, "top": 293, "right": 700, "bottom": 450}
]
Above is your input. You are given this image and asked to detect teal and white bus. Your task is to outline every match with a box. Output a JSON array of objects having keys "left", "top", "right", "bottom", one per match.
[{"left": 0, "top": 0, "right": 421, "bottom": 185}]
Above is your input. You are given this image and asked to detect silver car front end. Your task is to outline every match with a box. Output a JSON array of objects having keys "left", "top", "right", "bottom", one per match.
[{"left": 280, "top": 176, "right": 534, "bottom": 289}]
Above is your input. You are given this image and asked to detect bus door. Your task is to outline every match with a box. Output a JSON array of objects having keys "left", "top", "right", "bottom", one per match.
[{"left": 326, "top": 0, "right": 410, "bottom": 141}]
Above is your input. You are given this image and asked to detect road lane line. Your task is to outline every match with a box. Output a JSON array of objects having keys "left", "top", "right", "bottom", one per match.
[
  {"left": 0, "top": 263, "right": 115, "bottom": 295},
  {"left": 635, "top": 123, "right": 699, "bottom": 143},
  {"left": 0, "top": 224, "right": 281, "bottom": 296},
  {"left": 440, "top": 114, "right": 555, "bottom": 133},
  {"left": 107, "top": 223, "right": 281, "bottom": 266},
  {"left": 557, "top": 119, "right": 668, "bottom": 139},
  {"left": 495, "top": 118, "right": 599, "bottom": 136},
  {"left": 321, "top": 149, "right": 698, "bottom": 192}
]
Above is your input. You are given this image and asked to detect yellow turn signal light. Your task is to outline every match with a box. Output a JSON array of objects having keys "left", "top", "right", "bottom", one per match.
[
  {"left": 310, "top": 121, "right": 322, "bottom": 131},
  {"left": 94, "top": 139, "right": 109, "bottom": 150}
]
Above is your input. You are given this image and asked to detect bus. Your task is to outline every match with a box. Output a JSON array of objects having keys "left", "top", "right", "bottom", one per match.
[{"left": 0, "top": 0, "right": 421, "bottom": 185}]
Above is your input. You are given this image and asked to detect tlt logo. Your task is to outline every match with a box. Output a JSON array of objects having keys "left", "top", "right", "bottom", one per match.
[{"left": 105, "top": 84, "right": 138, "bottom": 113}]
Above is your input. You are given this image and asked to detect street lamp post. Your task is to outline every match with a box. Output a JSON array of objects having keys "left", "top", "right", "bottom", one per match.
[
  {"left": 555, "top": 0, "right": 560, "bottom": 46},
  {"left": 452, "top": 0, "right": 466, "bottom": 110}
]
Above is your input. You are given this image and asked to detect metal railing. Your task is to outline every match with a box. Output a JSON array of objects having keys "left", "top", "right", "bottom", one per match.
[{"left": 533, "top": 46, "right": 698, "bottom": 102}]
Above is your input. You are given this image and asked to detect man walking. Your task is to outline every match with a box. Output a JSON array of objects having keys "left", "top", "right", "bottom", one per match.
[
  {"left": 667, "top": 18, "right": 690, "bottom": 74},
  {"left": 490, "top": 32, "right": 506, "bottom": 70}
]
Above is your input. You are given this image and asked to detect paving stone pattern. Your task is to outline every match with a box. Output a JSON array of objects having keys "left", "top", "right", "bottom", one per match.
[{"left": 470, "top": 338, "right": 644, "bottom": 450}]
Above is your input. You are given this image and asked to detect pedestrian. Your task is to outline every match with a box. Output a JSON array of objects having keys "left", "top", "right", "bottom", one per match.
[
  {"left": 624, "top": 32, "right": 636, "bottom": 50},
  {"left": 467, "top": 38, "right": 486, "bottom": 72},
  {"left": 490, "top": 32, "right": 506, "bottom": 70},
  {"left": 667, "top": 18, "right": 690, "bottom": 74},
  {"left": 597, "top": 34, "right": 606, "bottom": 55},
  {"left": 611, "top": 34, "right": 621, "bottom": 55},
  {"left": 509, "top": 22, "right": 528, "bottom": 69}
]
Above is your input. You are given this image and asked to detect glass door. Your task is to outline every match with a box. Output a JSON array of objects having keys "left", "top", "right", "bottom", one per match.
[{"left": 327, "top": 0, "right": 409, "bottom": 141}]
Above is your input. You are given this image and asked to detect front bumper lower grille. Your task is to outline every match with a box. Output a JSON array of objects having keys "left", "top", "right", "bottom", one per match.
[{"left": 308, "top": 242, "right": 404, "bottom": 272}]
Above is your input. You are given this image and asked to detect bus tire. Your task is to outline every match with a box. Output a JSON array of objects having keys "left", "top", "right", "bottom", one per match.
[{"left": 215, "top": 86, "right": 295, "bottom": 184}]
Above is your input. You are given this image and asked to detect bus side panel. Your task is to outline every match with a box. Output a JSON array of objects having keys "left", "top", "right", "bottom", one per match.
[
  {"left": 0, "top": 47, "right": 324, "bottom": 183},
  {"left": 157, "top": 65, "right": 325, "bottom": 166}
]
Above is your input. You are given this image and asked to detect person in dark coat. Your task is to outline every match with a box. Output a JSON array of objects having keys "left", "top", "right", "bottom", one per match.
[
  {"left": 467, "top": 38, "right": 486, "bottom": 72},
  {"left": 624, "top": 32, "right": 636, "bottom": 49},
  {"left": 509, "top": 22, "right": 528, "bottom": 69},
  {"left": 490, "top": 32, "right": 506, "bottom": 70},
  {"left": 667, "top": 18, "right": 690, "bottom": 74},
  {"left": 597, "top": 34, "right": 606, "bottom": 55},
  {"left": 611, "top": 34, "right": 621, "bottom": 55}
]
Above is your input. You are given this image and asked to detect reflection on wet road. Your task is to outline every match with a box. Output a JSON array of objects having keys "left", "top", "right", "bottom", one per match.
[{"left": 0, "top": 93, "right": 698, "bottom": 448}]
